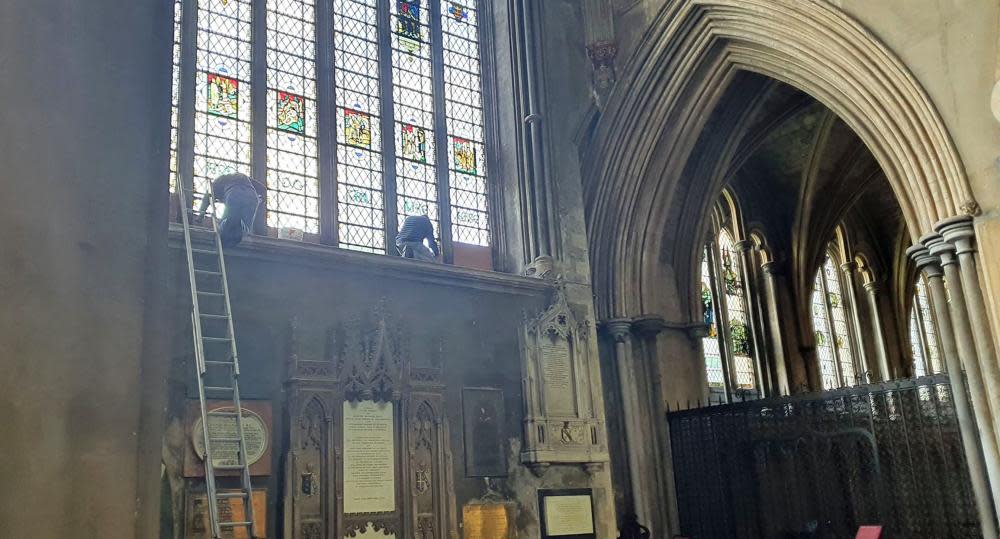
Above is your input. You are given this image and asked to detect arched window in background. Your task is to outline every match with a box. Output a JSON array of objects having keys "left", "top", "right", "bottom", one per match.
[
  {"left": 910, "top": 276, "right": 943, "bottom": 376},
  {"left": 700, "top": 228, "right": 760, "bottom": 400},
  {"left": 811, "top": 253, "right": 858, "bottom": 389},
  {"left": 169, "top": 0, "right": 492, "bottom": 253}
]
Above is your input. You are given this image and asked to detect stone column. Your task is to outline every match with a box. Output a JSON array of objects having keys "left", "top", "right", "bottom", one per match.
[
  {"left": 940, "top": 216, "right": 1000, "bottom": 450},
  {"left": 860, "top": 280, "right": 892, "bottom": 382},
  {"left": 840, "top": 261, "right": 872, "bottom": 381},
  {"left": 926, "top": 233, "right": 1000, "bottom": 510},
  {"left": 605, "top": 319, "right": 652, "bottom": 529},
  {"left": 735, "top": 240, "right": 770, "bottom": 394},
  {"left": 632, "top": 316, "right": 674, "bottom": 537},
  {"left": 583, "top": 0, "right": 616, "bottom": 108},
  {"left": 761, "top": 261, "right": 791, "bottom": 394},
  {"left": 910, "top": 243, "right": 1000, "bottom": 539}
]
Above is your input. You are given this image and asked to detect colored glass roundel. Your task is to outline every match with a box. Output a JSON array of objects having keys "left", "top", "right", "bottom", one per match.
[
  {"left": 207, "top": 72, "right": 239, "bottom": 119},
  {"left": 401, "top": 123, "right": 427, "bottom": 163},
  {"left": 276, "top": 91, "right": 306, "bottom": 135},
  {"left": 447, "top": 2, "right": 469, "bottom": 21},
  {"left": 344, "top": 109, "right": 372, "bottom": 149},
  {"left": 452, "top": 136, "right": 477, "bottom": 174}
]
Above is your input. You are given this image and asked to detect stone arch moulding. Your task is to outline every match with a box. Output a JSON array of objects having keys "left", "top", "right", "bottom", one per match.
[{"left": 583, "top": 0, "right": 976, "bottom": 320}]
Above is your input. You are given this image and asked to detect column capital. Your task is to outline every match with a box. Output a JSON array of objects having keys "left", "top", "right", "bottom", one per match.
[
  {"left": 631, "top": 315, "right": 666, "bottom": 338},
  {"left": 909, "top": 244, "right": 945, "bottom": 278},
  {"left": 937, "top": 215, "right": 977, "bottom": 256},
  {"left": 734, "top": 239, "right": 753, "bottom": 253},
  {"left": 862, "top": 280, "right": 882, "bottom": 294},
  {"left": 840, "top": 261, "right": 857, "bottom": 273},
  {"left": 761, "top": 260, "right": 782, "bottom": 274},
  {"left": 602, "top": 319, "right": 633, "bottom": 343},
  {"left": 923, "top": 232, "right": 959, "bottom": 267}
]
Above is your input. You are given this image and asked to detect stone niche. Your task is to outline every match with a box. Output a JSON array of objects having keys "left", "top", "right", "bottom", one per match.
[{"left": 519, "top": 287, "right": 609, "bottom": 475}]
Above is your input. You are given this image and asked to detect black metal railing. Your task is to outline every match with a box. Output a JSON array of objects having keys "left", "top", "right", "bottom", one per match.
[{"left": 667, "top": 375, "right": 979, "bottom": 538}]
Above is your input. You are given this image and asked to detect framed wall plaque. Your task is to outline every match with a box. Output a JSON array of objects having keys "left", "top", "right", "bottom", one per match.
[
  {"left": 538, "top": 489, "right": 596, "bottom": 539},
  {"left": 463, "top": 388, "right": 507, "bottom": 477}
]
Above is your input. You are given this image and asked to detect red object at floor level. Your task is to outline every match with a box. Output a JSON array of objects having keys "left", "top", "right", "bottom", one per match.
[{"left": 856, "top": 525, "right": 882, "bottom": 539}]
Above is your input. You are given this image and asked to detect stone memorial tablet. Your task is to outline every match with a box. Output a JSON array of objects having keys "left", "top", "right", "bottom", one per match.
[
  {"left": 463, "top": 503, "right": 511, "bottom": 539},
  {"left": 540, "top": 336, "right": 575, "bottom": 416},
  {"left": 542, "top": 494, "right": 594, "bottom": 536},
  {"left": 343, "top": 400, "right": 396, "bottom": 514},
  {"left": 463, "top": 388, "right": 507, "bottom": 477},
  {"left": 192, "top": 407, "right": 268, "bottom": 468}
]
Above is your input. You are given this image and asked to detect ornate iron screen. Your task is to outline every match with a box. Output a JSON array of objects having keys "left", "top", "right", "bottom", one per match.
[{"left": 667, "top": 375, "right": 979, "bottom": 538}]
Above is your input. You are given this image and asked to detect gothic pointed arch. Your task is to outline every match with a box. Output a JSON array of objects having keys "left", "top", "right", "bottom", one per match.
[{"left": 583, "top": 0, "right": 976, "bottom": 321}]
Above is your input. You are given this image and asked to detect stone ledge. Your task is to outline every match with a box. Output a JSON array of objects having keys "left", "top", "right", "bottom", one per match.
[{"left": 168, "top": 223, "right": 552, "bottom": 297}]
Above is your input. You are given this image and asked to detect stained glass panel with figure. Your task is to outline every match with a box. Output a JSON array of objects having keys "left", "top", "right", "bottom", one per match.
[
  {"left": 443, "top": 1, "right": 489, "bottom": 245},
  {"left": 193, "top": 0, "right": 254, "bottom": 210},
  {"left": 267, "top": 0, "right": 320, "bottom": 234},
  {"left": 812, "top": 266, "right": 838, "bottom": 390},
  {"left": 392, "top": 0, "right": 440, "bottom": 240},
  {"left": 719, "top": 230, "right": 756, "bottom": 390},
  {"left": 333, "top": 0, "right": 384, "bottom": 252},
  {"left": 825, "top": 257, "right": 857, "bottom": 385}
]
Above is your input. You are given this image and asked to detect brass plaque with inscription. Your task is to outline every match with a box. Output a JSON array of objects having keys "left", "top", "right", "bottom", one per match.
[{"left": 463, "top": 503, "right": 510, "bottom": 539}]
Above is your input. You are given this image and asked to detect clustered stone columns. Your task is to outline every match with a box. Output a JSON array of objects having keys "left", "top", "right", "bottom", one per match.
[
  {"left": 908, "top": 216, "right": 1000, "bottom": 538},
  {"left": 840, "top": 261, "right": 875, "bottom": 381},
  {"left": 760, "top": 261, "right": 792, "bottom": 393},
  {"left": 602, "top": 317, "right": 674, "bottom": 537}
]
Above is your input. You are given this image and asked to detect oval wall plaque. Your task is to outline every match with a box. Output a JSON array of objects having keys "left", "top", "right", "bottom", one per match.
[{"left": 191, "top": 406, "right": 269, "bottom": 468}]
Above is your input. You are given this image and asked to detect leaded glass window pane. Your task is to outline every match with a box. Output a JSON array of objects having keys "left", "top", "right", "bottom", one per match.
[
  {"left": 266, "top": 0, "right": 320, "bottom": 234},
  {"left": 334, "top": 0, "right": 385, "bottom": 252},
  {"left": 911, "top": 276, "right": 942, "bottom": 375},
  {"left": 169, "top": 0, "right": 183, "bottom": 193},
  {"left": 719, "top": 230, "right": 756, "bottom": 390},
  {"left": 193, "top": 0, "right": 253, "bottom": 209},
  {"left": 392, "top": 0, "right": 440, "bottom": 239},
  {"left": 701, "top": 249, "right": 724, "bottom": 389},
  {"left": 443, "top": 1, "right": 489, "bottom": 245},
  {"left": 825, "top": 258, "right": 856, "bottom": 385},
  {"left": 812, "top": 263, "right": 837, "bottom": 390}
]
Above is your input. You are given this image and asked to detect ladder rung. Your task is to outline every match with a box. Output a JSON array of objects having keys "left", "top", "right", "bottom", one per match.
[
  {"left": 208, "top": 411, "right": 239, "bottom": 417},
  {"left": 191, "top": 248, "right": 217, "bottom": 255},
  {"left": 202, "top": 337, "right": 232, "bottom": 342},
  {"left": 209, "top": 436, "right": 244, "bottom": 443},
  {"left": 204, "top": 360, "right": 234, "bottom": 367},
  {"left": 195, "top": 269, "right": 222, "bottom": 276},
  {"left": 197, "top": 291, "right": 224, "bottom": 297},
  {"left": 214, "top": 464, "right": 246, "bottom": 470},
  {"left": 220, "top": 521, "right": 253, "bottom": 528},
  {"left": 199, "top": 313, "right": 228, "bottom": 319},
  {"left": 217, "top": 491, "right": 249, "bottom": 499},
  {"left": 204, "top": 386, "right": 234, "bottom": 392}
]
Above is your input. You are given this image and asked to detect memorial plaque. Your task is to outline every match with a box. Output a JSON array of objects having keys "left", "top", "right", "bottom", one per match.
[
  {"left": 540, "top": 336, "right": 575, "bottom": 415},
  {"left": 343, "top": 400, "right": 396, "bottom": 514},
  {"left": 462, "top": 503, "right": 511, "bottom": 539},
  {"left": 185, "top": 488, "right": 266, "bottom": 539},
  {"left": 184, "top": 400, "right": 273, "bottom": 477},
  {"left": 538, "top": 489, "right": 595, "bottom": 538},
  {"left": 463, "top": 388, "right": 507, "bottom": 477}
]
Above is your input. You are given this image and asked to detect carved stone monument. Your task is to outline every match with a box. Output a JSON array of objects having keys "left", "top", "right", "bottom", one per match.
[{"left": 519, "top": 287, "right": 609, "bottom": 475}]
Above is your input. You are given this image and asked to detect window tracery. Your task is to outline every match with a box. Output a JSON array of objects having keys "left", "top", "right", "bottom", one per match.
[
  {"left": 170, "top": 0, "right": 491, "bottom": 254},
  {"left": 811, "top": 253, "right": 859, "bottom": 389},
  {"left": 910, "top": 276, "right": 943, "bottom": 376}
]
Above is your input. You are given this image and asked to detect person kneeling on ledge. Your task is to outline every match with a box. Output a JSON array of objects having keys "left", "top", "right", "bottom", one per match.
[{"left": 395, "top": 214, "right": 439, "bottom": 262}]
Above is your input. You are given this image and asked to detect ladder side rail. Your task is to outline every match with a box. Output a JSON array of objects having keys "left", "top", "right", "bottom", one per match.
[
  {"left": 209, "top": 196, "right": 258, "bottom": 537},
  {"left": 193, "top": 313, "right": 224, "bottom": 539}
]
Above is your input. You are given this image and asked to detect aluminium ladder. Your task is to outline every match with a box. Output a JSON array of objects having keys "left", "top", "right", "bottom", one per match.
[{"left": 177, "top": 183, "right": 258, "bottom": 538}]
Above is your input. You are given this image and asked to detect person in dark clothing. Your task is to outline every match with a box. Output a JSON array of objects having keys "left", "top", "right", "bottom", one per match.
[
  {"left": 618, "top": 513, "right": 651, "bottom": 539},
  {"left": 395, "top": 214, "right": 439, "bottom": 262},
  {"left": 196, "top": 173, "right": 262, "bottom": 248}
]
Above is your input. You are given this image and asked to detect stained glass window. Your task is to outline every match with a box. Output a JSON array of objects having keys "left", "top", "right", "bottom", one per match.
[
  {"left": 701, "top": 249, "right": 724, "bottom": 389},
  {"left": 334, "top": 0, "right": 385, "bottom": 252},
  {"left": 443, "top": 1, "right": 489, "bottom": 245},
  {"left": 169, "top": 0, "right": 492, "bottom": 258},
  {"left": 193, "top": 0, "right": 253, "bottom": 210},
  {"left": 169, "top": 0, "right": 183, "bottom": 192},
  {"left": 718, "top": 230, "right": 756, "bottom": 390},
  {"left": 700, "top": 228, "right": 762, "bottom": 399},
  {"left": 392, "top": 0, "right": 440, "bottom": 239},
  {"left": 267, "top": 0, "right": 320, "bottom": 235},
  {"left": 812, "top": 254, "right": 858, "bottom": 389},
  {"left": 910, "top": 276, "right": 942, "bottom": 376}
]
